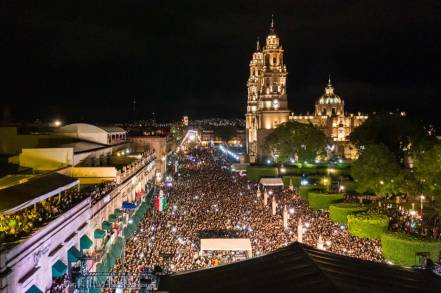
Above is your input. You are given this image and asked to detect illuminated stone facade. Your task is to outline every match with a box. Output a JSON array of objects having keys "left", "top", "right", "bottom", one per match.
[
  {"left": 290, "top": 78, "right": 367, "bottom": 159},
  {"left": 245, "top": 21, "right": 367, "bottom": 162},
  {"left": 245, "top": 19, "right": 290, "bottom": 162}
]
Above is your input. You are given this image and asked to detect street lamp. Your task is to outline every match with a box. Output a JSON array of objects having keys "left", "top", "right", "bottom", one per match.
[{"left": 420, "top": 195, "right": 425, "bottom": 216}]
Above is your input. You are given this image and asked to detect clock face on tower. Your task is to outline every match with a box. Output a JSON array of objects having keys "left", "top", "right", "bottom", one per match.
[{"left": 272, "top": 99, "right": 279, "bottom": 109}]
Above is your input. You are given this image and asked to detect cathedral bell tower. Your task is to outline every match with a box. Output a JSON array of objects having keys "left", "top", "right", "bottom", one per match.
[{"left": 246, "top": 16, "right": 290, "bottom": 162}]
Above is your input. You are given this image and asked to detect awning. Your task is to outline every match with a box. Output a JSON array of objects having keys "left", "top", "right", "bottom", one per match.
[
  {"left": 0, "top": 173, "right": 79, "bottom": 215},
  {"left": 122, "top": 201, "right": 137, "bottom": 209},
  {"left": 67, "top": 246, "right": 81, "bottom": 262},
  {"left": 94, "top": 228, "right": 106, "bottom": 239},
  {"left": 114, "top": 209, "right": 123, "bottom": 217},
  {"left": 102, "top": 221, "right": 112, "bottom": 230},
  {"left": 80, "top": 235, "right": 93, "bottom": 250},
  {"left": 136, "top": 191, "right": 146, "bottom": 199},
  {"left": 200, "top": 238, "right": 252, "bottom": 252},
  {"left": 25, "top": 285, "right": 43, "bottom": 293},
  {"left": 108, "top": 214, "right": 117, "bottom": 223},
  {"left": 259, "top": 178, "right": 284, "bottom": 187},
  {"left": 52, "top": 260, "right": 67, "bottom": 277}
]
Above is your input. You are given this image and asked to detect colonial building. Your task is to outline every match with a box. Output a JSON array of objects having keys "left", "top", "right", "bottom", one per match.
[
  {"left": 245, "top": 19, "right": 290, "bottom": 162},
  {"left": 245, "top": 20, "right": 367, "bottom": 162},
  {"left": 290, "top": 77, "right": 367, "bottom": 159}
]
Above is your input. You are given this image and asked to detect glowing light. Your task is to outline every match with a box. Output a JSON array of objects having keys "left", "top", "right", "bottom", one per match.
[
  {"left": 300, "top": 179, "right": 309, "bottom": 186},
  {"left": 288, "top": 208, "right": 295, "bottom": 214},
  {"left": 53, "top": 120, "right": 62, "bottom": 127},
  {"left": 128, "top": 219, "right": 133, "bottom": 224}
]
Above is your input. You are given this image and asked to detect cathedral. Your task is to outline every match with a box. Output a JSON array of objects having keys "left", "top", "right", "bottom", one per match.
[{"left": 245, "top": 19, "right": 367, "bottom": 163}]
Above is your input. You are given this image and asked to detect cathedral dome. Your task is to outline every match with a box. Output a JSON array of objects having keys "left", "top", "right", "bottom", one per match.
[
  {"left": 317, "top": 77, "right": 341, "bottom": 105},
  {"left": 318, "top": 93, "right": 342, "bottom": 105}
]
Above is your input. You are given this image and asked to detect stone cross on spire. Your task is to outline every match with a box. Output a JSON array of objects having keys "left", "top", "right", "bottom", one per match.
[{"left": 256, "top": 37, "right": 260, "bottom": 51}]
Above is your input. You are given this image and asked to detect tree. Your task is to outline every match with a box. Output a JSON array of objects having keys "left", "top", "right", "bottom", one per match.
[
  {"left": 349, "top": 114, "right": 435, "bottom": 164},
  {"left": 263, "top": 121, "right": 327, "bottom": 164},
  {"left": 351, "top": 144, "right": 402, "bottom": 196},
  {"left": 414, "top": 143, "right": 441, "bottom": 197}
]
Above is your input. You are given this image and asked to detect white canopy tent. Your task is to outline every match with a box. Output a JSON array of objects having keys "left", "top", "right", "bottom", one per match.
[
  {"left": 200, "top": 238, "right": 252, "bottom": 258},
  {"left": 259, "top": 177, "right": 284, "bottom": 187}
]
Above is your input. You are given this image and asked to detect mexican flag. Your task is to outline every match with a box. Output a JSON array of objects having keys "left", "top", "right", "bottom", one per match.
[
  {"left": 173, "top": 162, "right": 179, "bottom": 173},
  {"left": 155, "top": 191, "right": 167, "bottom": 212}
]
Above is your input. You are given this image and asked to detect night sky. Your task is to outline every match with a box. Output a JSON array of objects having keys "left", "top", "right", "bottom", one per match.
[{"left": 2, "top": 0, "right": 440, "bottom": 124}]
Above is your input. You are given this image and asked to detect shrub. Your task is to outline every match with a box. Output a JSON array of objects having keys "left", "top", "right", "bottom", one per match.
[
  {"left": 308, "top": 191, "right": 344, "bottom": 209},
  {"left": 246, "top": 166, "right": 278, "bottom": 181},
  {"left": 381, "top": 232, "right": 441, "bottom": 267},
  {"left": 347, "top": 213, "right": 389, "bottom": 239},
  {"left": 329, "top": 203, "right": 368, "bottom": 224},
  {"left": 299, "top": 186, "right": 316, "bottom": 201}
]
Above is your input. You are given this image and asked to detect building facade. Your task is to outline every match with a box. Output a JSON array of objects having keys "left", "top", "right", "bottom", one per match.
[
  {"left": 245, "top": 21, "right": 367, "bottom": 162},
  {"left": 245, "top": 19, "right": 290, "bottom": 162},
  {"left": 0, "top": 154, "right": 156, "bottom": 293},
  {"left": 290, "top": 78, "right": 367, "bottom": 159}
]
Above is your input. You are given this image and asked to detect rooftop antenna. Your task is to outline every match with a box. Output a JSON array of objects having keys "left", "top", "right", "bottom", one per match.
[{"left": 132, "top": 97, "right": 137, "bottom": 121}]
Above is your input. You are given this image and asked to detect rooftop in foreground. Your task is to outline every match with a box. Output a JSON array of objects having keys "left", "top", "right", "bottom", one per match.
[{"left": 159, "top": 242, "right": 441, "bottom": 293}]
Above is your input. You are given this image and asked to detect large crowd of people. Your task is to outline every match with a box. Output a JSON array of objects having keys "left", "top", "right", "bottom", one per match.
[
  {"left": 0, "top": 188, "right": 86, "bottom": 243},
  {"left": 0, "top": 152, "right": 153, "bottom": 244},
  {"left": 109, "top": 147, "right": 385, "bottom": 281}
]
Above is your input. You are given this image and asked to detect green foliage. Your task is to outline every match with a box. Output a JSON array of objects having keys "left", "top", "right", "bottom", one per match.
[
  {"left": 264, "top": 121, "right": 327, "bottom": 163},
  {"left": 414, "top": 143, "right": 441, "bottom": 197},
  {"left": 342, "top": 180, "right": 357, "bottom": 193},
  {"left": 282, "top": 176, "right": 301, "bottom": 188},
  {"left": 349, "top": 114, "right": 434, "bottom": 160},
  {"left": 351, "top": 144, "right": 402, "bottom": 196},
  {"left": 299, "top": 186, "right": 315, "bottom": 200},
  {"left": 329, "top": 203, "right": 368, "bottom": 224},
  {"left": 307, "top": 191, "right": 344, "bottom": 209},
  {"left": 246, "top": 166, "right": 278, "bottom": 181},
  {"left": 381, "top": 232, "right": 441, "bottom": 267},
  {"left": 347, "top": 213, "right": 389, "bottom": 239}
]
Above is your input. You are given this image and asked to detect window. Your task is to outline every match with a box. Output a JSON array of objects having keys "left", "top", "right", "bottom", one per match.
[{"left": 273, "top": 57, "right": 277, "bottom": 65}]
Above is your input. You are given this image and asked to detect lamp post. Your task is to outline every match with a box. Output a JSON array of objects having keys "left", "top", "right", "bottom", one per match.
[{"left": 420, "top": 194, "right": 425, "bottom": 217}]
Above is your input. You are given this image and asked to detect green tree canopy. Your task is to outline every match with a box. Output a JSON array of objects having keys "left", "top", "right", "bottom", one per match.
[
  {"left": 349, "top": 114, "right": 434, "bottom": 163},
  {"left": 414, "top": 143, "right": 441, "bottom": 197},
  {"left": 351, "top": 143, "right": 402, "bottom": 196},
  {"left": 263, "top": 121, "right": 327, "bottom": 164}
]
